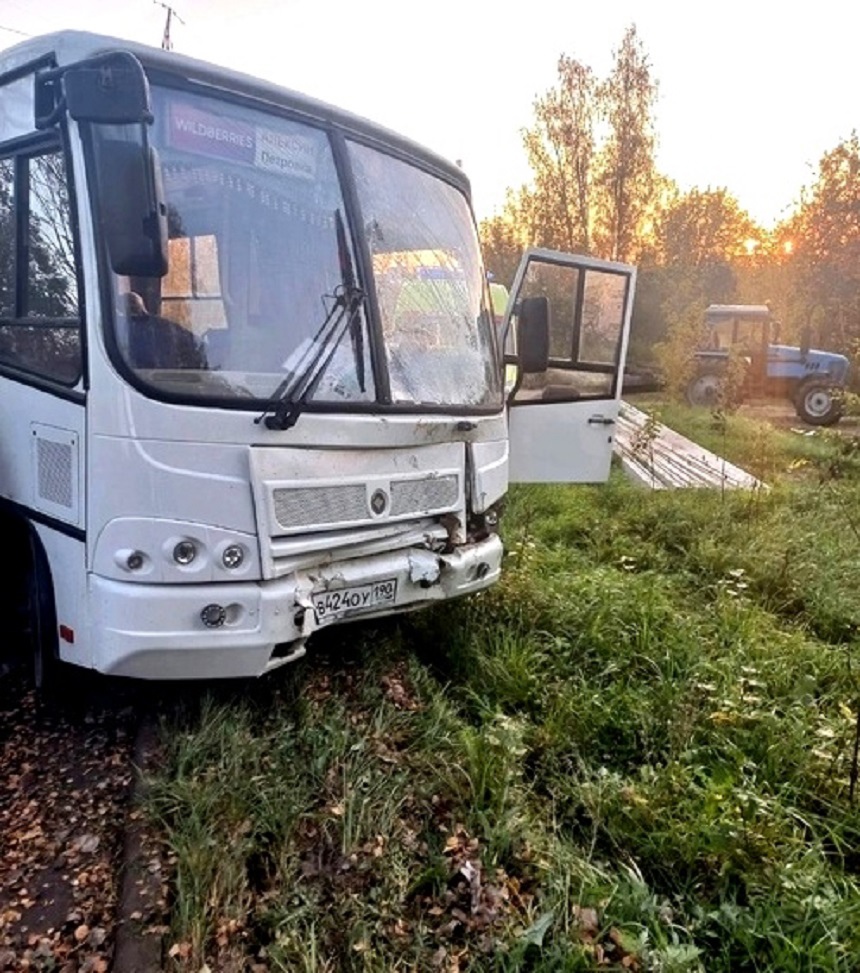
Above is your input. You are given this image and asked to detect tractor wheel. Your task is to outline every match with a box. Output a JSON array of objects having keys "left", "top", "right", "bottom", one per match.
[
  {"left": 685, "top": 370, "right": 724, "bottom": 408},
  {"left": 794, "top": 381, "right": 843, "bottom": 426}
]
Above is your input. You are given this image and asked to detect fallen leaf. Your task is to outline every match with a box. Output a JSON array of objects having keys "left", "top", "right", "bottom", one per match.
[{"left": 520, "top": 911, "right": 553, "bottom": 948}]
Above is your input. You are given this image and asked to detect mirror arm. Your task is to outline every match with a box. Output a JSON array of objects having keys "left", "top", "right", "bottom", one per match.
[
  {"left": 35, "top": 100, "right": 66, "bottom": 130},
  {"left": 35, "top": 66, "right": 64, "bottom": 130}
]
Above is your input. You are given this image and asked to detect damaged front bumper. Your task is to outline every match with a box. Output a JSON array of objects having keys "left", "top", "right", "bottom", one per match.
[{"left": 89, "top": 534, "right": 503, "bottom": 679}]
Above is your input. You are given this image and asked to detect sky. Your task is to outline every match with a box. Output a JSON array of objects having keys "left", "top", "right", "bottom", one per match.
[{"left": 1, "top": 0, "right": 858, "bottom": 229}]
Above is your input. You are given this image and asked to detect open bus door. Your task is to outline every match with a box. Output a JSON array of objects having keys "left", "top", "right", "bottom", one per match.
[{"left": 502, "top": 249, "right": 635, "bottom": 483}]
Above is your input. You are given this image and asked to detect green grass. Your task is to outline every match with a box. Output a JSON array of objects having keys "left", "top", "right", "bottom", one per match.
[{"left": 145, "top": 419, "right": 860, "bottom": 971}]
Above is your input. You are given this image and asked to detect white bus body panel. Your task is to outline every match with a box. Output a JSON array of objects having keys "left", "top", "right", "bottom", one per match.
[{"left": 0, "top": 378, "right": 85, "bottom": 529}]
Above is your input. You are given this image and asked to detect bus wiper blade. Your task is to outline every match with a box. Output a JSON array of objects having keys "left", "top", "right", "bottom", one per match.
[{"left": 257, "top": 210, "right": 364, "bottom": 431}]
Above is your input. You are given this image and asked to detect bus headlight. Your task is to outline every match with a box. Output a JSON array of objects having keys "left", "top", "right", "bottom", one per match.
[
  {"left": 173, "top": 540, "right": 198, "bottom": 565},
  {"left": 115, "top": 548, "right": 148, "bottom": 572},
  {"left": 97, "top": 519, "right": 260, "bottom": 582},
  {"left": 222, "top": 544, "right": 245, "bottom": 569}
]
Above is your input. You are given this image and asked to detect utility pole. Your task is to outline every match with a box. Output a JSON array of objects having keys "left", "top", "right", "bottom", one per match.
[{"left": 153, "top": 1, "right": 185, "bottom": 51}]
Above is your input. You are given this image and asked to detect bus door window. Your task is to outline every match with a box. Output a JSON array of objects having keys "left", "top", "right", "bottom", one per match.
[{"left": 0, "top": 149, "right": 81, "bottom": 384}]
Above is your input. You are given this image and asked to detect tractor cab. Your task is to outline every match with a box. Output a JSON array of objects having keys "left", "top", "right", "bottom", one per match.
[
  {"left": 704, "top": 304, "right": 772, "bottom": 353},
  {"left": 701, "top": 304, "right": 773, "bottom": 390}
]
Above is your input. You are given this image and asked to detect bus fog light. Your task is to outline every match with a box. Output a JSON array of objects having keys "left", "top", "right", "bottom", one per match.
[
  {"left": 173, "top": 540, "right": 197, "bottom": 565},
  {"left": 201, "top": 603, "right": 227, "bottom": 628},
  {"left": 222, "top": 544, "right": 245, "bottom": 569},
  {"left": 126, "top": 550, "right": 145, "bottom": 571}
]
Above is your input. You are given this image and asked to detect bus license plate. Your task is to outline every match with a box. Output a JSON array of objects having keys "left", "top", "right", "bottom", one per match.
[{"left": 312, "top": 578, "right": 398, "bottom": 622}]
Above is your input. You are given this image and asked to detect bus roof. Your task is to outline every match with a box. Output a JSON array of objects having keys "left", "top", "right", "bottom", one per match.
[{"left": 0, "top": 30, "right": 470, "bottom": 196}]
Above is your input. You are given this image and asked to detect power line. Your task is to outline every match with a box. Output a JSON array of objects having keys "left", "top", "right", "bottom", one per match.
[
  {"left": 0, "top": 24, "right": 30, "bottom": 38},
  {"left": 153, "top": 2, "right": 184, "bottom": 51}
]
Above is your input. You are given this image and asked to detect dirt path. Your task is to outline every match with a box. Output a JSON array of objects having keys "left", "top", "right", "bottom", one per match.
[
  {"left": 0, "top": 674, "right": 155, "bottom": 971},
  {"left": 737, "top": 399, "right": 860, "bottom": 434}
]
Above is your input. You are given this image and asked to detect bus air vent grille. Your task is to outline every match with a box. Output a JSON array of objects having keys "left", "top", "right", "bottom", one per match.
[
  {"left": 273, "top": 484, "right": 367, "bottom": 530},
  {"left": 37, "top": 437, "right": 73, "bottom": 509},
  {"left": 390, "top": 475, "right": 458, "bottom": 516},
  {"left": 271, "top": 473, "right": 460, "bottom": 533}
]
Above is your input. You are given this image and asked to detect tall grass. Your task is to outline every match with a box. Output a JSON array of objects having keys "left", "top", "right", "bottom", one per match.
[{"left": 146, "top": 426, "right": 860, "bottom": 971}]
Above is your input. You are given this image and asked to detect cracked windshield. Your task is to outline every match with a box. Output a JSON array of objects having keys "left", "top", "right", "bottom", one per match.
[
  {"left": 348, "top": 141, "right": 501, "bottom": 407},
  {"left": 108, "top": 88, "right": 374, "bottom": 405},
  {"left": 105, "top": 88, "right": 500, "bottom": 410}
]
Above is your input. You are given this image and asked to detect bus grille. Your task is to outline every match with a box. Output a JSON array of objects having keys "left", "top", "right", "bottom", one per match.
[
  {"left": 272, "top": 474, "right": 459, "bottom": 533},
  {"left": 273, "top": 484, "right": 367, "bottom": 529},
  {"left": 390, "top": 475, "right": 458, "bottom": 516}
]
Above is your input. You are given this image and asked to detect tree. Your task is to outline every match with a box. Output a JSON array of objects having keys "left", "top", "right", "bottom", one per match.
[
  {"left": 29, "top": 152, "right": 78, "bottom": 316},
  {"left": 779, "top": 133, "right": 860, "bottom": 355},
  {"left": 0, "top": 153, "right": 75, "bottom": 319},
  {"left": 0, "top": 161, "right": 13, "bottom": 317},
  {"left": 0, "top": 151, "right": 80, "bottom": 382},
  {"left": 479, "top": 187, "right": 536, "bottom": 288},
  {"left": 629, "top": 188, "right": 762, "bottom": 370},
  {"left": 655, "top": 187, "right": 759, "bottom": 267},
  {"left": 521, "top": 56, "right": 597, "bottom": 252},
  {"left": 494, "top": 25, "right": 660, "bottom": 265},
  {"left": 594, "top": 25, "right": 659, "bottom": 262}
]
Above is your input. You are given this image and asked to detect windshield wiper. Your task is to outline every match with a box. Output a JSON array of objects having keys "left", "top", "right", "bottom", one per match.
[{"left": 257, "top": 209, "right": 365, "bottom": 431}]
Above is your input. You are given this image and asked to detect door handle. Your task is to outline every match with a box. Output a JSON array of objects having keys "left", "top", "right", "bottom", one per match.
[{"left": 588, "top": 415, "right": 615, "bottom": 426}]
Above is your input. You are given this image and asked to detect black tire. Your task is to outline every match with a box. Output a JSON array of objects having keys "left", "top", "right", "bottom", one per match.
[
  {"left": 23, "top": 532, "right": 61, "bottom": 695},
  {"left": 685, "top": 370, "right": 725, "bottom": 408},
  {"left": 794, "top": 381, "right": 843, "bottom": 426}
]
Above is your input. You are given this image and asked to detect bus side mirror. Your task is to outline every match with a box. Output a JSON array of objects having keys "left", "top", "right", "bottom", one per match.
[
  {"left": 37, "top": 52, "right": 153, "bottom": 129},
  {"left": 517, "top": 296, "right": 550, "bottom": 374},
  {"left": 63, "top": 53, "right": 153, "bottom": 125},
  {"left": 94, "top": 139, "right": 168, "bottom": 277},
  {"left": 40, "top": 53, "right": 168, "bottom": 277}
]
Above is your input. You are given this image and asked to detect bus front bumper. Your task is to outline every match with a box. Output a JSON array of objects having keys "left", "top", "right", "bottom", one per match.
[{"left": 88, "top": 535, "right": 503, "bottom": 679}]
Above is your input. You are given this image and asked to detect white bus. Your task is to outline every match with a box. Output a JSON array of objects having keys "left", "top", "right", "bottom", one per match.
[{"left": 0, "top": 31, "right": 635, "bottom": 683}]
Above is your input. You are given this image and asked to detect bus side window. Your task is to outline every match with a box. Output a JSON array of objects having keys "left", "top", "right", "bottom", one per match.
[{"left": 0, "top": 149, "right": 81, "bottom": 385}]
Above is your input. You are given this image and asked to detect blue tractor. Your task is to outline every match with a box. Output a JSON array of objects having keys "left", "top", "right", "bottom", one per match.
[{"left": 685, "top": 304, "right": 851, "bottom": 426}]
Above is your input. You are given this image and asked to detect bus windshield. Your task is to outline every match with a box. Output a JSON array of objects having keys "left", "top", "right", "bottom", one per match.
[
  {"left": 98, "top": 85, "right": 500, "bottom": 411},
  {"left": 348, "top": 142, "right": 500, "bottom": 406}
]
